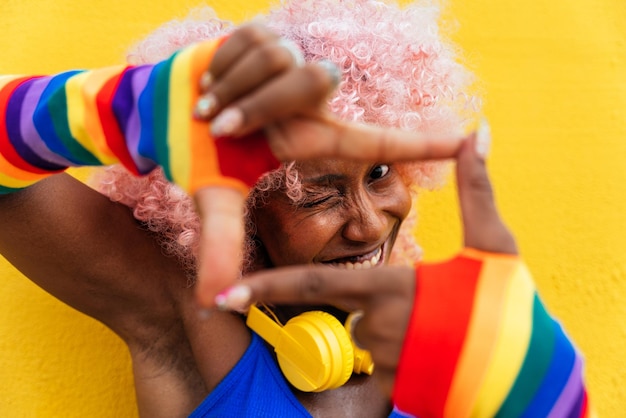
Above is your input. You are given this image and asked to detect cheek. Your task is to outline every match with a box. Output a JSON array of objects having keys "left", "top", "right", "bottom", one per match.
[
  {"left": 254, "top": 208, "right": 339, "bottom": 266},
  {"left": 399, "top": 186, "right": 412, "bottom": 220},
  {"left": 385, "top": 179, "right": 412, "bottom": 222},
  {"left": 282, "top": 220, "right": 332, "bottom": 264}
]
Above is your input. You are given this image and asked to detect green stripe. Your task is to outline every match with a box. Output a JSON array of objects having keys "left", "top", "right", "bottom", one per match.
[
  {"left": 46, "top": 76, "right": 100, "bottom": 165},
  {"left": 0, "top": 184, "right": 24, "bottom": 194},
  {"left": 151, "top": 52, "right": 177, "bottom": 182},
  {"left": 495, "top": 293, "right": 556, "bottom": 417}
]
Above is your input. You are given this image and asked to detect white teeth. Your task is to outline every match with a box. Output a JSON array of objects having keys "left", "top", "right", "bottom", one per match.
[{"left": 331, "top": 248, "right": 382, "bottom": 269}]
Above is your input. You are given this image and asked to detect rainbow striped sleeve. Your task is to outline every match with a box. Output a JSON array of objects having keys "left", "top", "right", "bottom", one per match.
[
  {"left": 393, "top": 248, "right": 592, "bottom": 418},
  {"left": 0, "top": 38, "right": 279, "bottom": 196}
]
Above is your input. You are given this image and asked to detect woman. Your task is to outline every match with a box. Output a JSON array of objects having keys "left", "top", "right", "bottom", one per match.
[{"left": 0, "top": 0, "right": 587, "bottom": 416}]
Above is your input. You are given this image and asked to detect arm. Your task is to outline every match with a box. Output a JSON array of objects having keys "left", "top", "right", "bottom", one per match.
[
  {"left": 0, "top": 174, "right": 186, "bottom": 339},
  {"left": 0, "top": 37, "right": 279, "bottom": 196},
  {"left": 393, "top": 249, "right": 590, "bottom": 417}
]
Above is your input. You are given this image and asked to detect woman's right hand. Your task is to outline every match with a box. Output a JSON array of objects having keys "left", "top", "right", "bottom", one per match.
[
  {"left": 191, "top": 23, "right": 469, "bottom": 309},
  {"left": 197, "top": 23, "right": 467, "bottom": 162}
]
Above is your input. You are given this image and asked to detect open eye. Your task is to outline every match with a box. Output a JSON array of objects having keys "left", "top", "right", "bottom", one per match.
[{"left": 369, "top": 164, "right": 390, "bottom": 180}]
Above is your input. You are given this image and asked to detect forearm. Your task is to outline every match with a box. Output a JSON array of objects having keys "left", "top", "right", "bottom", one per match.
[
  {"left": 0, "top": 38, "right": 279, "bottom": 195},
  {"left": 393, "top": 248, "right": 591, "bottom": 418}
]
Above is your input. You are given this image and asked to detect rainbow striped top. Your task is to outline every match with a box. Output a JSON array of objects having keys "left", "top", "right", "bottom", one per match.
[
  {"left": 393, "top": 248, "right": 592, "bottom": 418},
  {"left": 0, "top": 38, "right": 279, "bottom": 196}
]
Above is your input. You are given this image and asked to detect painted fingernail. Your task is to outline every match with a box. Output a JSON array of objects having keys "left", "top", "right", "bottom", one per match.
[
  {"left": 317, "top": 59, "right": 341, "bottom": 93},
  {"left": 211, "top": 107, "right": 243, "bottom": 137},
  {"left": 215, "top": 285, "right": 251, "bottom": 310},
  {"left": 194, "top": 93, "right": 218, "bottom": 119},
  {"left": 475, "top": 117, "right": 491, "bottom": 159},
  {"left": 199, "top": 71, "right": 213, "bottom": 91}
]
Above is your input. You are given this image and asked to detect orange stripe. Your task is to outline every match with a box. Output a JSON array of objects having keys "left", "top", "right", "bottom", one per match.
[
  {"left": 0, "top": 147, "right": 48, "bottom": 187},
  {"left": 444, "top": 253, "right": 518, "bottom": 417},
  {"left": 186, "top": 38, "right": 243, "bottom": 195}
]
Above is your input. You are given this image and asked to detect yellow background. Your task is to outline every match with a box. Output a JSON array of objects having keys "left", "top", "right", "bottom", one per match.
[{"left": 0, "top": 0, "right": 624, "bottom": 416}]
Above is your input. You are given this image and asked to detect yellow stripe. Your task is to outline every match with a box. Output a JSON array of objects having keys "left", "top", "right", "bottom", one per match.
[
  {"left": 167, "top": 43, "right": 198, "bottom": 191},
  {"left": 444, "top": 256, "right": 518, "bottom": 417},
  {"left": 65, "top": 72, "right": 91, "bottom": 154},
  {"left": 471, "top": 263, "right": 535, "bottom": 417},
  {"left": 80, "top": 65, "right": 125, "bottom": 165},
  {"left": 66, "top": 70, "right": 117, "bottom": 164}
]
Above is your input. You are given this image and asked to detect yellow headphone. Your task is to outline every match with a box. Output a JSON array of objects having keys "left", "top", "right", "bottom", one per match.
[{"left": 246, "top": 304, "right": 374, "bottom": 392}]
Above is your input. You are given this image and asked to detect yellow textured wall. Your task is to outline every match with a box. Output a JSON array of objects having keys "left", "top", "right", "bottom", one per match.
[{"left": 0, "top": 0, "right": 623, "bottom": 416}]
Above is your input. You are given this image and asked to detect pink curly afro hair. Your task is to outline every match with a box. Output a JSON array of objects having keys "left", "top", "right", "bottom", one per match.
[{"left": 93, "top": 0, "right": 479, "bottom": 280}]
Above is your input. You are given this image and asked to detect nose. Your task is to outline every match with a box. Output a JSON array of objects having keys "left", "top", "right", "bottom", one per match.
[{"left": 341, "top": 192, "right": 389, "bottom": 244}]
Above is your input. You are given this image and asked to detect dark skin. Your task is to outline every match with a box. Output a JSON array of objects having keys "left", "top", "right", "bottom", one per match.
[
  {"left": 0, "top": 24, "right": 474, "bottom": 417},
  {"left": 0, "top": 174, "right": 248, "bottom": 415},
  {"left": 0, "top": 158, "right": 409, "bottom": 416}
]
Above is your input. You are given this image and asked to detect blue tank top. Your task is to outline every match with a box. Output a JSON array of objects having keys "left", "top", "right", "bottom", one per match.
[{"left": 189, "top": 332, "right": 414, "bottom": 417}]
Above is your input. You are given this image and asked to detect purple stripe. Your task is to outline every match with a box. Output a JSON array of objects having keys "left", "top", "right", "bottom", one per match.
[
  {"left": 126, "top": 66, "right": 154, "bottom": 174},
  {"left": 547, "top": 351, "right": 583, "bottom": 418},
  {"left": 8, "top": 78, "right": 66, "bottom": 170},
  {"left": 568, "top": 387, "right": 585, "bottom": 418},
  {"left": 21, "top": 77, "right": 76, "bottom": 167}
]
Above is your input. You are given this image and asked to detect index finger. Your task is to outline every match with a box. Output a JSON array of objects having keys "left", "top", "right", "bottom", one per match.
[
  {"left": 215, "top": 265, "right": 413, "bottom": 311},
  {"left": 267, "top": 117, "right": 469, "bottom": 163},
  {"left": 336, "top": 122, "right": 468, "bottom": 162}
]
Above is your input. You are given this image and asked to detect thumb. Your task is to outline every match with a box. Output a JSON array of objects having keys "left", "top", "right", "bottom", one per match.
[
  {"left": 194, "top": 187, "right": 246, "bottom": 308},
  {"left": 457, "top": 121, "right": 517, "bottom": 254}
]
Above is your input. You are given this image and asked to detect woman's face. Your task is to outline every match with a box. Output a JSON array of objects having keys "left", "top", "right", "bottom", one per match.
[{"left": 253, "top": 159, "right": 411, "bottom": 270}]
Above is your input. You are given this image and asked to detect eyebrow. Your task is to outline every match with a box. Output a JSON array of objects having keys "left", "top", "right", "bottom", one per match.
[{"left": 302, "top": 173, "right": 346, "bottom": 185}]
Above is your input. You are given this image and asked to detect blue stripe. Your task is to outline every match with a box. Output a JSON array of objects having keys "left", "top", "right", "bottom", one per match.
[
  {"left": 136, "top": 66, "right": 158, "bottom": 164},
  {"left": 32, "top": 71, "right": 85, "bottom": 165}
]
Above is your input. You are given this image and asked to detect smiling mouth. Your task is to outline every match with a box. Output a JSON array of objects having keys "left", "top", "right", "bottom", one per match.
[{"left": 324, "top": 246, "right": 384, "bottom": 270}]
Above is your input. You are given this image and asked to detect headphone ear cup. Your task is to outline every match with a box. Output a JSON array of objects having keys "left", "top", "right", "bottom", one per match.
[
  {"left": 281, "top": 311, "right": 354, "bottom": 392},
  {"left": 344, "top": 311, "right": 375, "bottom": 375}
]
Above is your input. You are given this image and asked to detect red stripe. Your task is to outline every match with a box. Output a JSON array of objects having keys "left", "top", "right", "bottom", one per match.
[
  {"left": 214, "top": 131, "right": 280, "bottom": 187},
  {"left": 0, "top": 76, "right": 51, "bottom": 174},
  {"left": 393, "top": 255, "right": 483, "bottom": 416},
  {"left": 96, "top": 67, "right": 140, "bottom": 175}
]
